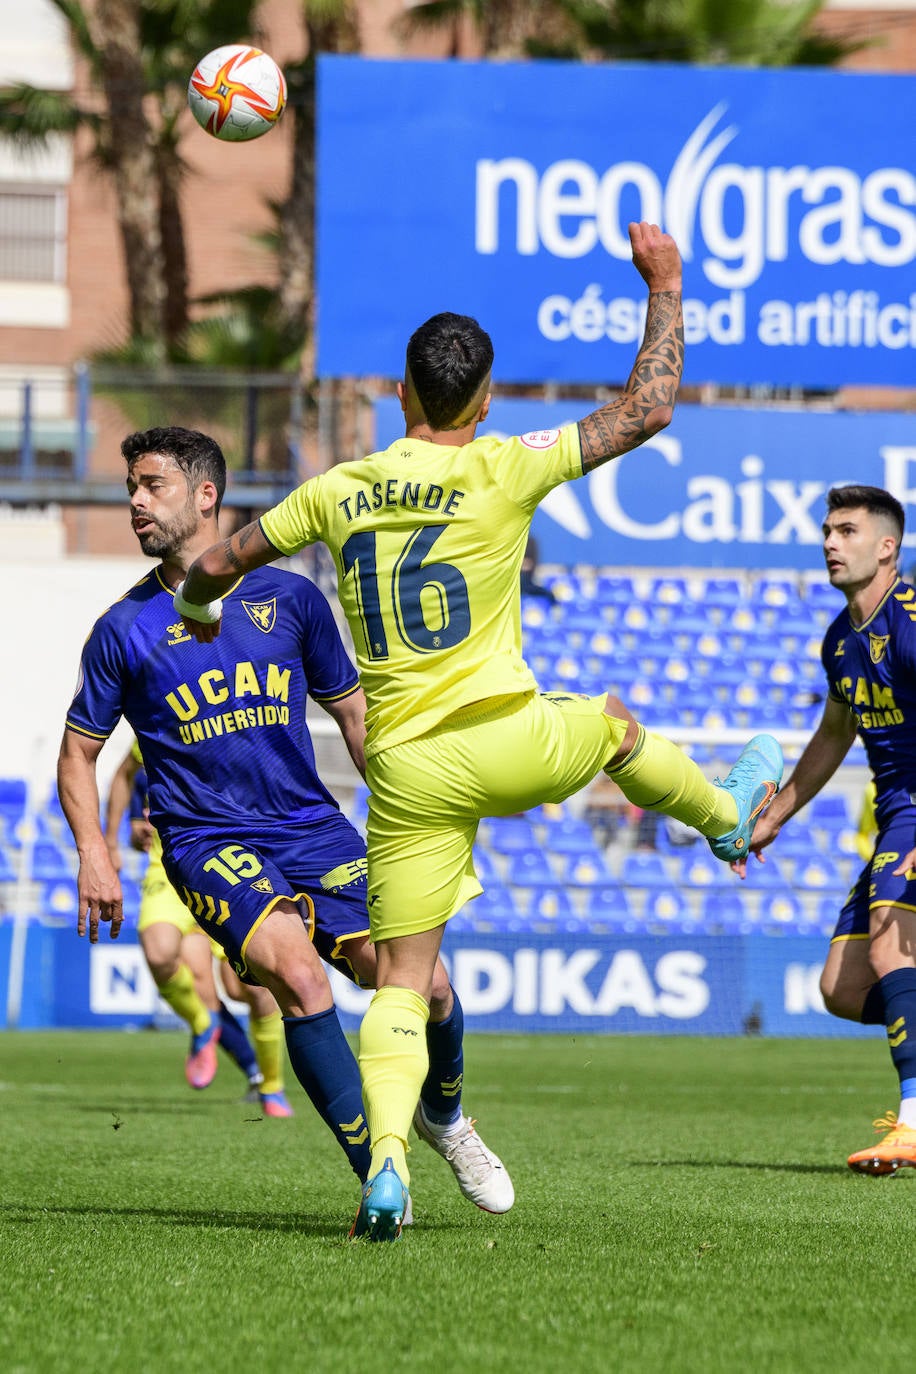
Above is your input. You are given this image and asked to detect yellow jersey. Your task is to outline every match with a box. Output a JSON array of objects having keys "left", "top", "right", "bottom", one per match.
[{"left": 260, "top": 426, "right": 583, "bottom": 755}]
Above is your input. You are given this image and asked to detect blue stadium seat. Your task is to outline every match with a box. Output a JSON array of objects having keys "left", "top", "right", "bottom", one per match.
[
  {"left": 35, "top": 878, "right": 78, "bottom": 924},
  {"left": 809, "top": 794, "right": 853, "bottom": 830},
  {"left": 484, "top": 816, "right": 539, "bottom": 855},
  {"left": 739, "top": 854, "right": 791, "bottom": 891},
  {"left": 463, "top": 884, "right": 519, "bottom": 929},
  {"left": 29, "top": 841, "right": 74, "bottom": 882},
  {"left": 545, "top": 816, "right": 601, "bottom": 855},
  {"left": 697, "top": 888, "right": 756, "bottom": 935},
  {"left": 0, "top": 778, "right": 27, "bottom": 826},
  {"left": 506, "top": 849, "right": 556, "bottom": 887},
  {"left": 582, "top": 885, "right": 639, "bottom": 931},
  {"left": 472, "top": 846, "right": 500, "bottom": 881},
  {"left": 702, "top": 576, "right": 745, "bottom": 607},
  {"left": 527, "top": 887, "right": 578, "bottom": 923},
  {"left": 680, "top": 851, "right": 728, "bottom": 889},
  {"left": 759, "top": 889, "right": 805, "bottom": 932},
  {"left": 643, "top": 887, "right": 696, "bottom": 930},
  {"left": 595, "top": 574, "right": 637, "bottom": 604},
  {"left": 565, "top": 852, "right": 614, "bottom": 887},
  {"left": 620, "top": 850, "right": 672, "bottom": 888}
]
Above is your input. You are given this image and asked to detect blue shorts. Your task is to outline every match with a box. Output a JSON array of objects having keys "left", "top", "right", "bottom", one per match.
[
  {"left": 160, "top": 812, "right": 370, "bottom": 984},
  {"left": 832, "top": 814, "right": 916, "bottom": 941}
]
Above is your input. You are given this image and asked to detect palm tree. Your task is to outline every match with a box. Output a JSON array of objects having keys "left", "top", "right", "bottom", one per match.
[
  {"left": 403, "top": 0, "right": 863, "bottom": 65},
  {"left": 274, "top": 1, "right": 360, "bottom": 378},
  {"left": 0, "top": 0, "right": 260, "bottom": 353}
]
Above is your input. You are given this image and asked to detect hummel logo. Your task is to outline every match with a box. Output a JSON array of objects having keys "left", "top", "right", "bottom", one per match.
[{"left": 392, "top": 1026, "right": 418, "bottom": 1037}]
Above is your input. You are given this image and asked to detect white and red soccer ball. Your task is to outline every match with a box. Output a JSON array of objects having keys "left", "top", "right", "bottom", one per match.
[{"left": 188, "top": 45, "right": 287, "bottom": 143}]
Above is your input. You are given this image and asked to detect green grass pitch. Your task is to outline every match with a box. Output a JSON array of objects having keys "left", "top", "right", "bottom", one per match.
[{"left": 2, "top": 1031, "right": 914, "bottom": 1374}]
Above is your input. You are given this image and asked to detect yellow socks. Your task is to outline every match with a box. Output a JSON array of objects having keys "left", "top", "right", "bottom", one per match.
[
  {"left": 250, "top": 1011, "right": 284, "bottom": 1094},
  {"left": 158, "top": 964, "right": 211, "bottom": 1035},
  {"left": 358, "top": 985, "right": 431, "bottom": 1182},
  {"left": 607, "top": 724, "right": 739, "bottom": 837}
]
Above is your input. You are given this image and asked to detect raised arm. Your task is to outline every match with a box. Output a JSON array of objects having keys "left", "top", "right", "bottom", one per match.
[
  {"left": 176, "top": 519, "right": 281, "bottom": 642},
  {"left": 578, "top": 220, "right": 684, "bottom": 474},
  {"left": 58, "top": 727, "right": 124, "bottom": 942}
]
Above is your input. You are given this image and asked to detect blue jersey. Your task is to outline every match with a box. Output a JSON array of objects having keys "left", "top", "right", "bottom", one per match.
[
  {"left": 821, "top": 576, "right": 916, "bottom": 829},
  {"left": 66, "top": 565, "right": 360, "bottom": 846}
]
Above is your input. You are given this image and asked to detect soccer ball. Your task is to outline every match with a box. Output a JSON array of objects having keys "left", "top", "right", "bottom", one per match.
[{"left": 187, "top": 45, "right": 287, "bottom": 143}]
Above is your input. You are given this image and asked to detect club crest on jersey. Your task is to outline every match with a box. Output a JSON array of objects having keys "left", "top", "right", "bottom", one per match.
[
  {"left": 167, "top": 621, "right": 192, "bottom": 646},
  {"left": 242, "top": 598, "right": 277, "bottom": 633},
  {"left": 869, "top": 633, "right": 890, "bottom": 664},
  {"left": 251, "top": 876, "right": 274, "bottom": 893}
]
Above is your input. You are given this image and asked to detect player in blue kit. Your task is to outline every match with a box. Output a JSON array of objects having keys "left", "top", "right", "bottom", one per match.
[
  {"left": 736, "top": 485, "right": 916, "bottom": 1174},
  {"left": 57, "top": 425, "right": 513, "bottom": 1217}
]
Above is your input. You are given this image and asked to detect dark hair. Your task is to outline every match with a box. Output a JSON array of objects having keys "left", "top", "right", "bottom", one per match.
[
  {"left": 121, "top": 426, "right": 226, "bottom": 513},
  {"left": 826, "top": 484, "right": 905, "bottom": 546},
  {"left": 405, "top": 312, "right": 494, "bottom": 430}
]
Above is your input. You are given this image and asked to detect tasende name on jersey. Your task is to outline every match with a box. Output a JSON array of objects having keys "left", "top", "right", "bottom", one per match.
[{"left": 475, "top": 104, "right": 916, "bottom": 350}]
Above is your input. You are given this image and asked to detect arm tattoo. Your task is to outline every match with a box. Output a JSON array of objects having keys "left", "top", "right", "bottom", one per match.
[
  {"left": 578, "top": 291, "right": 684, "bottom": 474},
  {"left": 224, "top": 536, "right": 243, "bottom": 573}
]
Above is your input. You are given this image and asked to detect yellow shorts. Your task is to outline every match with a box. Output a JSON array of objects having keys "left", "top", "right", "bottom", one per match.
[
  {"left": 365, "top": 690, "right": 623, "bottom": 940},
  {"left": 137, "top": 853, "right": 224, "bottom": 959}
]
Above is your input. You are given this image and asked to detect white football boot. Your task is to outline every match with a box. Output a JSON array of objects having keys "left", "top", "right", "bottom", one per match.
[{"left": 413, "top": 1103, "right": 515, "bottom": 1213}]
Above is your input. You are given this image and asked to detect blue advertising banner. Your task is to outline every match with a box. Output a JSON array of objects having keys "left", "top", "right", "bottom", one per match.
[
  {"left": 3, "top": 919, "right": 882, "bottom": 1041},
  {"left": 373, "top": 396, "right": 916, "bottom": 570},
  {"left": 317, "top": 57, "right": 916, "bottom": 389}
]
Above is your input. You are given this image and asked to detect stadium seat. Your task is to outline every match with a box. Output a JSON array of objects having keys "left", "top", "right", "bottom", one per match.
[
  {"left": 545, "top": 816, "right": 601, "bottom": 856},
  {"left": 463, "top": 884, "right": 519, "bottom": 929},
  {"left": 758, "top": 889, "right": 805, "bottom": 932},
  {"left": 702, "top": 576, "right": 746, "bottom": 607},
  {"left": 643, "top": 887, "right": 696, "bottom": 930},
  {"left": 739, "top": 854, "right": 791, "bottom": 891},
  {"left": 582, "top": 885, "right": 639, "bottom": 931},
  {"left": 809, "top": 794, "right": 853, "bottom": 830},
  {"left": 506, "top": 849, "right": 556, "bottom": 887},
  {"left": 35, "top": 878, "right": 79, "bottom": 924},
  {"left": 680, "top": 852, "right": 728, "bottom": 889},
  {"left": 28, "top": 841, "right": 74, "bottom": 882},
  {"left": 483, "top": 816, "right": 539, "bottom": 855},
  {"left": 527, "top": 887, "right": 578, "bottom": 923},
  {"left": 697, "top": 888, "right": 756, "bottom": 935},
  {"left": 566, "top": 852, "right": 614, "bottom": 887},
  {"left": 620, "top": 850, "right": 672, "bottom": 888},
  {"left": 0, "top": 778, "right": 27, "bottom": 827}
]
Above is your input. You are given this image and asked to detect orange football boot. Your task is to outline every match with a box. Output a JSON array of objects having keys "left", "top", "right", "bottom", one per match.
[{"left": 847, "top": 1111, "right": 916, "bottom": 1175}]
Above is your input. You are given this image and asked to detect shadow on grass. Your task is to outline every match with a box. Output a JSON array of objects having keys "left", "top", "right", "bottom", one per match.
[
  {"left": 77, "top": 1101, "right": 266, "bottom": 1118},
  {"left": 0, "top": 1200, "right": 347, "bottom": 1237},
  {"left": 629, "top": 1159, "right": 854, "bottom": 1176}
]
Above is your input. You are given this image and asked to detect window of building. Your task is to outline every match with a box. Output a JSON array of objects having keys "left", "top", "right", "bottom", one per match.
[{"left": 0, "top": 186, "right": 67, "bottom": 282}]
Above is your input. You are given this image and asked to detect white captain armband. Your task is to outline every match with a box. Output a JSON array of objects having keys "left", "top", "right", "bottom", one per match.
[{"left": 173, "top": 580, "right": 223, "bottom": 625}]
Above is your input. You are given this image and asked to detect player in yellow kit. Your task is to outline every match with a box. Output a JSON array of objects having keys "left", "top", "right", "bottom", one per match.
[
  {"left": 106, "top": 745, "right": 292, "bottom": 1114},
  {"left": 176, "top": 222, "right": 783, "bottom": 1239}
]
